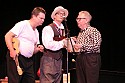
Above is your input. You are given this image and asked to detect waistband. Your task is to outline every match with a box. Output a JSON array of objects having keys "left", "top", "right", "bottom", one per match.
[
  {"left": 76, "top": 51, "right": 100, "bottom": 55},
  {"left": 19, "top": 54, "right": 33, "bottom": 59}
]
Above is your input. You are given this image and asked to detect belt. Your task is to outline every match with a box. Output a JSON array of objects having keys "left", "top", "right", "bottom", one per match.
[{"left": 77, "top": 51, "right": 100, "bottom": 55}]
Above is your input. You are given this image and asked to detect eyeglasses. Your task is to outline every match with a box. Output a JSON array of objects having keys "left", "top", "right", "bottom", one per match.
[
  {"left": 76, "top": 18, "right": 86, "bottom": 21},
  {"left": 56, "top": 12, "right": 65, "bottom": 16}
]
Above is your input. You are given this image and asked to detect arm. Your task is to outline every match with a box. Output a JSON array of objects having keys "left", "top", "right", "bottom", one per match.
[
  {"left": 42, "top": 26, "right": 64, "bottom": 51},
  {"left": 5, "top": 31, "right": 17, "bottom": 59},
  {"left": 33, "top": 44, "right": 44, "bottom": 54}
]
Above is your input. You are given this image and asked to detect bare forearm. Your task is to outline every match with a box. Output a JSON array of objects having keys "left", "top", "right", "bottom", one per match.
[{"left": 5, "top": 32, "right": 15, "bottom": 51}]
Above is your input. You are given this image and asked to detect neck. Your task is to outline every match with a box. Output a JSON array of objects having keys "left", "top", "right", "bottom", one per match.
[
  {"left": 81, "top": 24, "right": 90, "bottom": 30},
  {"left": 54, "top": 20, "right": 62, "bottom": 26},
  {"left": 29, "top": 19, "right": 36, "bottom": 30}
]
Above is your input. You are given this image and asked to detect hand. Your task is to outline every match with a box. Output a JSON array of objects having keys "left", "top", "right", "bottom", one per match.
[
  {"left": 74, "top": 44, "right": 82, "bottom": 52},
  {"left": 74, "top": 44, "right": 82, "bottom": 49},
  {"left": 62, "top": 38, "right": 69, "bottom": 48},
  {"left": 37, "top": 45, "right": 44, "bottom": 52},
  {"left": 10, "top": 50, "right": 17, "bottom": 60},
  {"left": 62, "top": 38, "right": 76, "bottom": 52},
  {"left": 71, "top": 36, "right": 77, "bottom": 42}
]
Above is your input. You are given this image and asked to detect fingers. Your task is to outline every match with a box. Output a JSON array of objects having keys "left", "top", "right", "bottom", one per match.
[
  {"left": 37, "top": 45, "right": 44, "bottom": 52},
  {"left": 38, "top": 45, "right": 43, "bottom": 48}
]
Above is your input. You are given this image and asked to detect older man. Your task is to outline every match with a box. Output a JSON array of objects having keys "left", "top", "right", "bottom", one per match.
[
  {"left": 74, "top": 11, "right": 102, "bottom": 83},
  {"left": 40, "top": 6, "right": 68, "bottom": 83}
]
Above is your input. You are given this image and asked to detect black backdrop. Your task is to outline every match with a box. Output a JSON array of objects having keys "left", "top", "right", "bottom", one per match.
[{"left": 0, "top": 0, "right": 125, "bottom": 78}]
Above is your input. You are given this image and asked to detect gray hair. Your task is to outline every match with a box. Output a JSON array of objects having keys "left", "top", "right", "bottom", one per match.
[{"left": 79, "top": 11, "right": 92, "bottom": 23}]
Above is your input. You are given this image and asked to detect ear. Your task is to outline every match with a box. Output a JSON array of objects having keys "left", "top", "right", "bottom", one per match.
[
  {"left": 32, "top": 14, "right": 37, "bottom": 18},
  {"left": 85, "top": 18, "right": 89, "bottom": 24},
  {"left": 53, "top": 15, "right": 56, "bottom": 20}
]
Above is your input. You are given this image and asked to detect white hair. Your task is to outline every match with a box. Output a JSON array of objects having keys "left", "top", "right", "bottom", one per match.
[{"left": 79, "top": 11, "right": 92, "bottom": 23}]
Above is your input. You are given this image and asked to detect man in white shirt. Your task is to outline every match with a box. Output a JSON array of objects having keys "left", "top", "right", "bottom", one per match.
[
  {"left": 40, "top": 6, "right": 68, "bottom": 83},
  {"left": 5, "top": 7, "right": 46, "bottom": 83}
]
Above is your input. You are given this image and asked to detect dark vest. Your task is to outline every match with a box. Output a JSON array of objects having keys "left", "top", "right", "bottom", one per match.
[{"left": 43, "top": 23, "right": 65, "bottom": 60}]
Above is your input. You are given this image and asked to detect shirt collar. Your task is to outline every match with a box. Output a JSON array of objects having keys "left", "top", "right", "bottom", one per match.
[{"left": 53, "top": 21, "right": 64, "bottom": 29}]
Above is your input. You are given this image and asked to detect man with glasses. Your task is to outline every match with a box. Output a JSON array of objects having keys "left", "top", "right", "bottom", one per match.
[
  {"left": 74, "top": 11, "right": 102, "bottom": 83},
  {"left": 40, "top": 6, "right": 68, "bottom": 83}
]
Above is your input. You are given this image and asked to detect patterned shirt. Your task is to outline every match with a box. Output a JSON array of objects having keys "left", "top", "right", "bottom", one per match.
[{"left": 76, "top": 26, "right": 102, "bottom": 53}]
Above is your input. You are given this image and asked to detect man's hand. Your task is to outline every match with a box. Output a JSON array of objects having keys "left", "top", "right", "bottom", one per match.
[
  {"left": 62, "top": 37, "right": 76, "bottom": 52},
  {"left": 37, "top": 45, "right": 44, "bottom": 52},
  {"left": 74, "top": 44, "right": 82, "bottom": 52},
  {"left": 10, "top": 50, "right": 17, "bottom": 60},
  {"left": 71, "top": 36, "right": 77, "bottom": 42}
]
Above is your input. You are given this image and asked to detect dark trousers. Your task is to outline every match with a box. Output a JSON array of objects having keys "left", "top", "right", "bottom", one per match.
[
  {"left": 6, "top": 52, "right": 35, "bottom": 83},
  {"left": 76, "top": 53, "right": 101, "bottom": 83},
  {"left": 6, "top": 52, "right": 19, "bottom": 83},
  {"left": 40, "top": 55, "right": 62, "bottom": 83}
]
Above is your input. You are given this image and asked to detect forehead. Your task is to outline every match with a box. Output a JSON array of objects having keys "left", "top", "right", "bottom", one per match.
[
  {"left": 38, "top": 12, "right": 45, "bottom": 17},
  {"left": 78, "top": 13, "right": 86, "bottom": 17},
  {"left": 57, "top": 10, "right": 65, "bottom": 13}
]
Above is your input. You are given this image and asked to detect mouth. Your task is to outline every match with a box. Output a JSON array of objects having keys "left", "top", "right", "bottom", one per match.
[{"left": 60, "top": 17, "right": 64, "bottom": 20}]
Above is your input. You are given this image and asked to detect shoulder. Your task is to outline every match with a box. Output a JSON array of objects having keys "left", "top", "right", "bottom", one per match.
[
  {"left": 89, "top": 26, "right": 99, "bottom": 32},
  {"left": 42, "top": 25, "right": 53, "bottom": 32},
  {"left": 87, "top": 27, "right": 101, "bottom": 35},
  {"left": 16, "top": 20, "right": 27, "bottom": 24},
  {"left": 14, "top": 20, "right": 27, "bottom": 26}
]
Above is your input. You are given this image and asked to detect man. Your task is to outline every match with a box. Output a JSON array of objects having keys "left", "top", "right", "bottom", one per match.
[
  {"left": 5, "top": 7, "right": 46, "bottom": 83},
  {"left": 40, "top": 6, "right": 68, "bottom": 83},
  {"left": 74, "top": 11, "right": 102, "bottom": 83}
]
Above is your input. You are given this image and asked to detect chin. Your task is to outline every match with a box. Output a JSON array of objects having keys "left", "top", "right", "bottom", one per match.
[{"left": 39, "top": 23, "right": 42, "bottom": 25}]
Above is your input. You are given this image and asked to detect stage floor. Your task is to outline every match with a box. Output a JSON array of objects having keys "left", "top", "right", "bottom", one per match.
[{"left": 1, "top": 70, "right": 125, "bottom": 83}]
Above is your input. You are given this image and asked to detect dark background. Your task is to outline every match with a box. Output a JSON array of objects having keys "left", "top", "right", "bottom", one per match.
[{"left": 0, "top": 0, "right": 125, "bottom": 79}]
